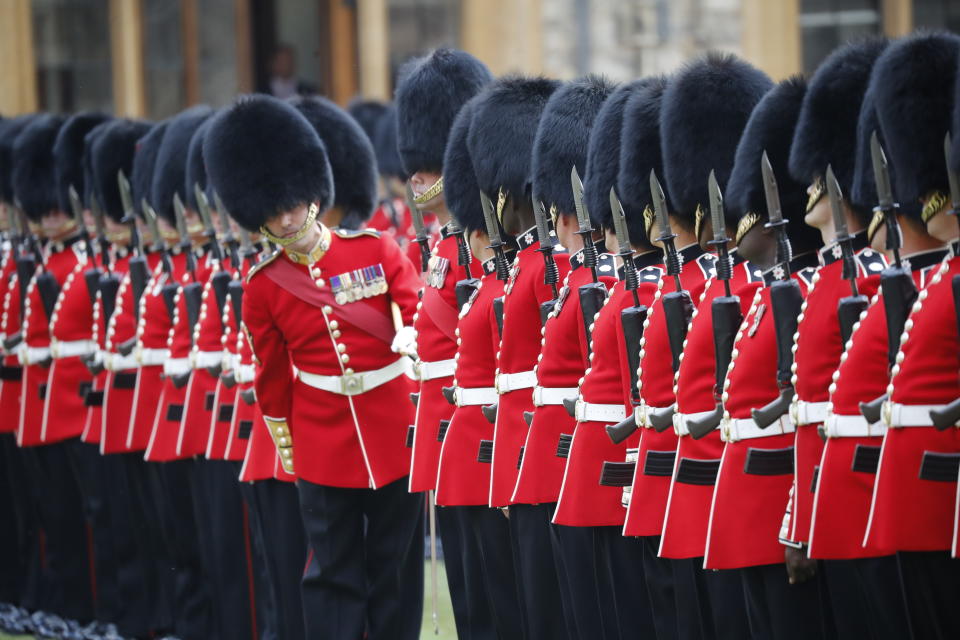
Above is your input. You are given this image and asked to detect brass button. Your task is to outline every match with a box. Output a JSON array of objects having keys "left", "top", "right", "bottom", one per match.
[
  {"left": 315, "top": 278, "right": 325, "bottom": 288},
  {"left": 340, "top": 353, "right": 350, "bottom": 364},
  {"left": 322, "top": 305, "right": 333, "bottom": 314},
  {"left": 311, "top": 268, "right": 322, "bottom": 278},
  {"left": 330, "top": 320, "right": 339, "bottom": 330},
  {"left": 337, "top": 343, "right": 347, "bottom": 353}
]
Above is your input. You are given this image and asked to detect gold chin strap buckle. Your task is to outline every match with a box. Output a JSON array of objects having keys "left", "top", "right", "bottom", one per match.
[
  {"left": 735, "top": 212, "right": 761, "bottom": 246},
  {"left": 642, "top": 205, "right": 655, "bottom": 239},
  {"left": 413, "top": 177, "right": 444, "bottom": 205},
  {"left": 694, "top": 204, "right": 705, "bottom": 240},
  {"left": 496, "top": 188, "right": 507, "bottom": 225},
  {"left": 261, "top": 202, "right": 319, "bottom": 247},
  {"left": 806, "top": 176, "right": 825, "bottom": 214},
  {"left": 921, "top": 190, "right": 948, "bottom": 225},
  {"left": 867, "top": 207, "right": 885, "bottom": 243}
]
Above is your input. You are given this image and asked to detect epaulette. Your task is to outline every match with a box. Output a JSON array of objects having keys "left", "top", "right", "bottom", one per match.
[
  {"left": 695, "top": 252, "right": 718, "bottom": 280},
  {"left": 246, "top": 249, "right": 281, "bottom": 283},
  {"left": 796, "top": 267, "right": 817, "bottom": 288},
  {"left": 638, "top": 265, "right": 664, "bottom": 283},
  {"left": 595, "top": 253, "right": 616, "bottom": 276},
  {"left": 333, "top": 227, "right": 381, "bottom": 239},
  {"left": 855, "top": 248, "right": 886, "bottom": 277},
  {"left": 744, "top": 261, "right": 764, "bottom": 283}
]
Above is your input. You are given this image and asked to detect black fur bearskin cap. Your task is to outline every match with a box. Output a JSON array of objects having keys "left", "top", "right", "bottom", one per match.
[
  {"left": 292, "top": 96, "right": 378, "bottom": 229},
  {"left": 204, "top": 94, "right": 333, "bottom": 233},
  {"left": 872, "top": 31, "right": 960, "bottom": 210},
  {"left": 468, "top": 75, "right": 561, "bottom": 210},
  {"left": 442, "top": 97, "right": 484, "bottom": 233},
  {"left": 53, "top": 112, "right": 112, "bottom": 216},
  {"left": 0, "top": 114, "right": 38, "bottom": 204},
  {"left": 347, "top": 99, "right": 388, "bottom": 145},
  {"left": 661, "top": 52, "right": 773, "bottom": 228},
  {"left": 91, "top": 119, "right": 153, "bottom": 223},
  {"left": 789, "top": 37, "right": 888, "bottom": 212},
  {"left": 151, "top": 105, "right": 213, "bottom": 226},
  {"left": 185, "top": 115, "right": 215, "bottom": 212},
  {"left": 395, "top": 48, "right": 493, "bottom": 176},
  {"left": 12, "top": 114, "right": 66, "bottom": 222},
  {"left": 373, "top": 105, "right": 405, "bottom": 180},
  {"left": 532, "top": 74, "right": 618, "bottom": 220},
  {"left": 728, "top": 76, "right": 822, "bottom": 254}
]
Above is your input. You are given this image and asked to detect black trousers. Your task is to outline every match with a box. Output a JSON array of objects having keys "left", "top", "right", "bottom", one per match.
[
  {"left": 896, "top": 551, "right": 960, "bottom": 640},
  {"left": 436, "top": 505, "right": 498, "bottom": 640},
  {"left": 145, "top": 459, "right": 214, "bottom": 640},
  {"left": 0, "top": 433, "right": 38, "bottom": 607},
  {"left": 297, "top": 476, "right": 424, "bottom": 640},
  {"left": 21, "top": 441, "right": 93, "bottom": 621},
  {"left": 551, "top": 524, "right": 618, "bottom": 640},
  {"left": 595, "top": 526, "right": 656, "bottom": 640},
  {"left": 699, "top": 566, "right": 751, "bottom": 640},
  {"left": 741, "top": 562, "right": 828, "bottom": 640},
  {"left": 192, "top": 459, "right": 254, "bottom": 640},
  {"left": 509, "top": 503, "right": 570, "bottom": 640},
  {"left": 822, "top": 556, "right": 909, "bottom": 639}
]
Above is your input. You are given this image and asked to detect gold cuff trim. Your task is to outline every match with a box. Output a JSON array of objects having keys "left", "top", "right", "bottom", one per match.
[
  {"left": 806, "top": 177, "right": 825, "bottom": 214},
  {"left": 413, "top": 177, "right": 444, "bottom": 204},
  {"left": 264, "top": 417, "right": 295, "bottom": 474},
  {"left": 735, "top": 212, "right": 761, "bottom": 245},
  {"left": 261, "top": 202, "right": 319, "bottom": 247},
  {"left": 921, "top": 190, "right": 949, "bottom": 224},
  {"left": 284, "top": 224, "right": 332, "bottom": 265},
  {"left": 867, "top": 207, "right": 885, "bottom": 243}
]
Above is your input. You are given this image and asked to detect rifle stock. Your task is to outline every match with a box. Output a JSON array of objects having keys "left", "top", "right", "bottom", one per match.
[
  {"left": 649, "top": 405, "right": 676, "bottom": 433},
  {"left": 662, "top": 290, "right": 694, "bottom": 371},
  {"left": 481, "top": 404, "right": 498, "bottom": 424},
  {"left": 620, "top": 305, "right": 648, "bottom": 404},
  {"left": 752, "top": 279, "right": 803, "bottom": 429},
  {"left": 930, "top": 398, "right": 960, "bottom": 430},
  {"left": 578, "top": 282, "right": 607, "bottom": 355},
  {"left": 183, "top": 281, "right": 204, "bottom": 336},
  {"left": 606, "top": 412, "right": 639, "bottom": 444},
  {"left": 687, "top": 403, "right": 724, "bottom": 439},
  {"left": 228, "top": 281, "right": 244, "bottom": 327},
  {"left": 210, "top": 271, "right": 231, "bottom": 317},
  {"left": 880, "top": 266, "right": 917, "bottom": 368},
  {"left": 859, "top": 393, "right": 887, "bottom": 424},
  {"left": 493, "top": 297, "right": 505, "bottom": 337},
  {"left": 455, "top": 277, "right": 480, "bottom": 311},
  {"left": 35, "top": 273, "right": 61, "bottom": 320},
  {"left": 540, "top": 299, "right": 558, "bottom": 326},
  {"left": 837, "top": 295, "right": 869, "bottom": 346},
  {"left": 128, "top": 255, "right": 150, "bottom": 317},
  {"left": 84, "top": 268, "right": 103, "bottom": 307},
  {"left": 98, "top": 273, "right": 122, "bottom": 324}
]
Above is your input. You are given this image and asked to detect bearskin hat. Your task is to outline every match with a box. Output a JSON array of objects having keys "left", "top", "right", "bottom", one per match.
[
  {"left": 373, "top": 105, "right": 405, "bottom": 180},
  {"left": 871, "top": 31, "right": 960, "bottom": 210},
  {"left": 789, "top": 37, "right": 887, "bottom": 213},
  {"left": 661, "top": 52, "right": 773, "bottom": 229},
  {"left": 151, "top": 105, "right": 213, "bottom": 226},
  {"left": 347, "top": 99, "right": 388, "bottom": 145},
  {"left": 469, "top": 75, "right": 560, "bottom": 212},
  {"left": 532, "top": 75, "right": 617, "bottom": 222},
  {"left": 185, "top": 116, "right": 214, "bottom": 212},
  {"left": 12, "top": 114, "right": 66, "bottom": 222},
  {"left": 0, "top": 115, "right": 38, "bottom": 205},
  {"left": 618, "top": 76, "right": 672, "bottom": 236},
  {"left": 395, "top": 48, "right": 493, "bottom": 175},
  {"left": 52, "top": 112, "right": 111, "bottom": 215},
  {"left": 292, "top": 96, "right": 378, "bottom": 229},
  {"left": 204, "top": 94, "right": 333, "bottom": 233},
  {"left": 583, "top": 79, "right": 649, "bottom": 242},
  {"left": 131, "top": 121, "right": 168, "bottom": 219},
  {"left": 728, "top": 76, "right": 822, "bottom": 254},
  {"left": 442, "top": 98, "right": 484, "bottom": 233},
  {"left": 91, "top": 119, "right": 153, "bottom": 223}
]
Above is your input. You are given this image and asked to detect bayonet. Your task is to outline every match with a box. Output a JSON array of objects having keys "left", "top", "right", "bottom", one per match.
[
  {"left": 571, "top": 166, "right": 599, "bottom": 282},
  {"left": 610, "top": 188, "right": 640, "bottom": 308},
  {"left": 142, "top": 198, "right": 163, "bottom": 252},
  {"left": 651, "top": 170, "right": 683, "bottom": 292},
  {"left": 117, "top": 170, "right": 145, "bottom": 256},
  {"left": 534, "top": 197, "right": 560, "bottom": 301},
  {"left": 826, "top": 165, "right": 860, "bottom": 303},
  {"left": 68, "top": 185, "right": 97, "bottom": 262},
  {"left": 173, "top": 192, "right": 198, "bottom": 278},
  {"left": 406, "top": 183, "right": 431, "bottom": 272},
  {"left": 480, "top": 189, "right": 510, "bottom": 281},
  {"left": 195, "top": 184, "right": 225, "bottom": 263},
  {"left": 870, "top": 131, "right": 902, "bottom": 267},
  {"left": 708, "top": 170, "right": 733, "bottom": 297},
  {"left": 762, "top": 151, "right": 791, "bottom": 277}
]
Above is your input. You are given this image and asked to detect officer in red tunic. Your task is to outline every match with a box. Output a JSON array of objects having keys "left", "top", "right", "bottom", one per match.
[
  {"left": 394, "top": 47, "right": 491, "bottom": 639},
  {"left": 860, "top": 32, "right": 960, "bottom": 638},
  {"left": 781, "top": 38, "right": 900, "bottom": 639},
  {"left": 642, "top": 55, "right": 768, "bottom": 640},
  {"left": 205, "top": 94, "right": 424, "bottom": 639},
  {"left": 12, "top": 115, "right": 98, "bottom": 634},
  {"left": 703, "top": 77, "right": 830, "bottom": 640},
  {"left": 434, "top": 93, "right": 523, "bottom": 639}
]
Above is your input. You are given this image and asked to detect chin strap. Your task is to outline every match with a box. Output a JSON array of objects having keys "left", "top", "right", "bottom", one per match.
[
  {"left": 413, "top": 177, "right": 444, "bottom": 205},
  {"left": 260, "top": 202, "right": 319, "bottom": 247}
]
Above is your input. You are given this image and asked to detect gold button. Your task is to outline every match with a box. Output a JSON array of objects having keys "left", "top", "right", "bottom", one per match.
[
  {"left": 340, "top": 354, "right": 350, "bottom": 364},
  {"left": 311, "top": 268, "right": 322, "bottom": 278},
  {"left": 345, "top": 368, "right": 354, "bottom": 374},
  {"left": 337, "top": 343, "right": 346, "bottom": 353},
  {"left": 322, "top": 305, "right": 333, "bottom": 314},
  {"left": 330, "top": 320, "right": 339, "bottom": 330},
  {"left": 315, "top": 278, "right": 325, "bottom": 288},
  {"left": 332, "top": 330, "right": 341, "bottom": 338}
]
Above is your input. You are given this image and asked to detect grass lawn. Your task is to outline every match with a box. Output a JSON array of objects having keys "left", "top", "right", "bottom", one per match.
[{"left": 1, "top": 560, "right": 457, "bottom": 640}]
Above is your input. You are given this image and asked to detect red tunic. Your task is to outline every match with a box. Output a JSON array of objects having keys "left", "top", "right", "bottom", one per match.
[
  {"left": 866, "top": 252, "right": 960, "bottom": 552},
  {"left": 0, "top": 253, "right": 22, "bottom": 434},
  {"left": 623, "top": 246, "right": 714, "bottom": 540},
  {"left": 409, "top": 226, "right": 479, "bottom": 492},
  {"left": 243, "top": 227, "right": 421, "bottom": 488},
  {"left": 512, "top": 249, "right": 616, "bottom": 504},
  {"left": 490, "top": 228, "right": 571, "bottom": 507},
  {"left": 553, "top": 255, "right": 662, "bottom": 527},
  {"left": 779, "top": 243, "right": 883, "bottom": 546},
  {"left": 205, "top": 264, "right": 247, "bottom": 462},
  {"left": 809, "top": 249, "right": 946, "bottom": 559},
  {"left": 642, "top": 259, "right": 760, "bottom": 551},
  {"left": 435, "top": 259, "right": 503, "bottom": 505},
  {"left": 18, "top": 240, "right": 83, "bottom": 447},
  {"left": 704, "top": 260, "right": 816, "bottom": 570}
]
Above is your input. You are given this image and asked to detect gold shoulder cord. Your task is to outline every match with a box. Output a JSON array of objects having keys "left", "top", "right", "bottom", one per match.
[
  {"left": 260, "top": 202, "right": 319, "bottom": 247},
  {"left": 413, "top": 177, "right": 444, "bottom": 205}
]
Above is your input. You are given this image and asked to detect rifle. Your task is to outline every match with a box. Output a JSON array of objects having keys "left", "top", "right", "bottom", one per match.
[
  {"left": 480, "top": 189, "right": 510, "bottom": 338},
  {"left": 687, "top": 171, "right": 742, "bottom": 439},
  {"left": 221, "top": 223, "right": 258, "bottom": 390},
  {"left": 171, "top": 194, "right": 201, "bottom": 388},
  {"left": 533, "top": 197, "right": 561, "bottom": 325},
  {"left": 861, "top": 133, "right": 917, "bottom": 422},
  {"left": 571, "top": 167, "right": 609, "bottom": 355},
  {"left": 118, "top": 170, "right": 150, "bottom": 317},
  {"left": 406, "top": 183, "right": 432, "bottom": 273},
  {"left": 448, "top": 216, "right": 481, "bottom": 312},
  {"left": 195, "top": 185, "right": 231, "bottom": 377},
  {"left": 605, "top": 188, "right": 649, "bottom": 445},
  {"left": 68, "top": 185, "right": 103, "bottom": 308},
  {"left": 5, "top": 208, "right": 32, "bottom": 351},
  {"left": 752, "top": 152, "right": 804, "bottom": 429}
]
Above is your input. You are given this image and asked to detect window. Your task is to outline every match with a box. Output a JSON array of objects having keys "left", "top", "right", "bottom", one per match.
[{"left": 799, "top": 0, "right": 881, "bottom": 73}]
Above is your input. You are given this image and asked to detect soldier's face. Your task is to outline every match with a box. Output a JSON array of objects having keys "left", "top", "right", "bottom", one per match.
[
  {"left": 925, "top": 207, "right": 959, "bottom": 244},
  {"left": 265, "top": 202, "right": 320, "bottom": 253},
  {"left": 408, "top": 171, "right": 446, "bottom": 215},
  {"left": 41, "top": 210, "right": 75, "bottom": 241}
]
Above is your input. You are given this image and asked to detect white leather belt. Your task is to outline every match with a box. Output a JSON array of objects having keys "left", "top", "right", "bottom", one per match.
[
  {"left": 297, "top": 357, "right": 408, "bottom": 396},
  {"left": 19, "top": 346, "right": 50, "bottom": 366},
  {"left": 453, "top": 386, "right": 498, "bottom": 406},
  {"left": 673, "top": 409, "right": 717, "bottom": 436},
  {"left": 574, "top": 398, "right": 627, "bottom": 423},
  {"left": 236, "top": 363, "right": 256, "bottom": 384},
  {"left": 791, "top": 400, "right": 829, "bottom": 426},
  {"left": 822, "top": 412, "right": 886, "bottom": 438},
  {"left": 105, "top": 352, "right": 139, "bottom": 371},
  {"left": 163, "top": 357, "right": 192, "bottom": 377},
  {"left": 722, "top": 415, "right": 795, "bottom": 442},
  {"left": 533, "top": 386, "right": 578, "bottom": 406},
  {"left": 415, "top": 358, "right": 456, "bottom": 381},
  {"left": 137, "top": 347, "right": 170, "bottom": 366},
  {"left": 51, "top": 339, "right": 98, "bottom": 358},
  {"left": 496, "top": 370, "right": 537, "bottom": 394},
  {"left": 882, "top": 401, "right": 945, "bottom": 428},
  {"left": 192, "top": 350, "right": 225, "bottom": 369}
]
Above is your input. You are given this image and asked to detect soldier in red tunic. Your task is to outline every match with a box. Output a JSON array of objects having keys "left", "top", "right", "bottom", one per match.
[
  {"left": 861, "top": 32, "right": 960, "bottom": 638},
  {"left": 205, "top": 94, "right": 424, "bottom": 639},
  {"left": 394, "top": 47, "right": 491, "bottom": 639}
]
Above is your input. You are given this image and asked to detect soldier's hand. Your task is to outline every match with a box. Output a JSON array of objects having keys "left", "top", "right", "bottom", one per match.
[
  {"left": 784, "top": 545, "right": 817, "bottom": 585},
  {"left": 391, "top": 325, "right": 418, "bottom": 359}
]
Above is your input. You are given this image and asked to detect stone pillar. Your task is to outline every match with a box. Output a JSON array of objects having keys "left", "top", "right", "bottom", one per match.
[
  {"left": 110, "top": 0, "right": 147, "bottom": 117},
  {"left": 741, "top": 0, "right": 801, "bottom": 80},
  {"left": 357, "top": 0, "right": 390, "bottom": 100},
  {"left": 0, "top": 0, "right": 38, "bottom": 115}
]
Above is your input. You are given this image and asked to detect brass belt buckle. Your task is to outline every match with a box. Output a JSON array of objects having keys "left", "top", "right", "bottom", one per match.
[{"left": 341, "top": 372, "right": 364, "bottom": 396}]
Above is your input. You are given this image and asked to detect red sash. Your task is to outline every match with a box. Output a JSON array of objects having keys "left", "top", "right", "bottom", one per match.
[
  {"left": 264, "top": 256, "right": 396, "bottom": 346},
  {"left": 420, "top": 285, "right": 458, "bottom": 342}
]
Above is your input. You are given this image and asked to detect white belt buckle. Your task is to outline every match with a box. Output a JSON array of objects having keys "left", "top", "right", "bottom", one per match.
[{"left": 340, "top": 372, "right": 364, "bottom": 396}]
